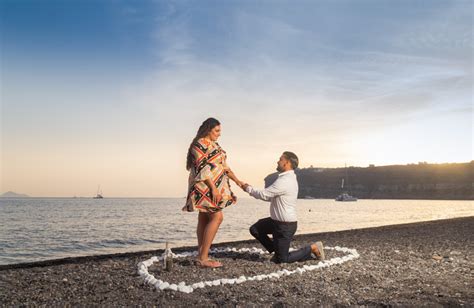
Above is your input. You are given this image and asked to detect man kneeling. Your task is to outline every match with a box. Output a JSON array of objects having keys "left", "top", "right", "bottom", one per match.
[{"left": 242, "top": 151, "right": 325, "bottom": 263}]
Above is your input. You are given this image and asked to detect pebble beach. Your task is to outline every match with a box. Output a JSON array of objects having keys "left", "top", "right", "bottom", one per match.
[{"left": 1, "top": 217, "right": 473, "bottom": 306}]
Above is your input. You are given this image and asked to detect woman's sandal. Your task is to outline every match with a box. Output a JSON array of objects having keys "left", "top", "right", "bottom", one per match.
[{"left": 194, "top": 259, "right": 223, "bottom": 268}]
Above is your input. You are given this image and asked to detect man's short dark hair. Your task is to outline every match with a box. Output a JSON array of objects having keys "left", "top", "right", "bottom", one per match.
[{"left": 282, "top": 151, "right": 299, "bottom": 169}]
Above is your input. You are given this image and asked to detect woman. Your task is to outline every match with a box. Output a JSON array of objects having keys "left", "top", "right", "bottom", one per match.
[{"left": 183, "top": 117, "right": 243, "bottom": 268}]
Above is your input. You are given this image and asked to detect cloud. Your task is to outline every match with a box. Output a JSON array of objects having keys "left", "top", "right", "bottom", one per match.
[{"left": 133, "top": 1, "right": 471, "bottom": 132}]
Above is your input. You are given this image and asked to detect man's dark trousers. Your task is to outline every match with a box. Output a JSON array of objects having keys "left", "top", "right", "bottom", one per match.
[{"left": 249, "top": 217, "right": 312, "bottom": 263}]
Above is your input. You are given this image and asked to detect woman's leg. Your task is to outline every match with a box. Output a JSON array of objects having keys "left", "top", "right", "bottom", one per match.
[
  {"left": 198, "top": 211, "right": 223, "bottom": 262},
  {"left": 196, "top": 212, "right": 208, "bottom": 254}
]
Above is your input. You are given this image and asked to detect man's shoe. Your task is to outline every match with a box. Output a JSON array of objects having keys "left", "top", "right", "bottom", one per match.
[{"left": 311, "top": 241, "right": 325, "bottom": 260}]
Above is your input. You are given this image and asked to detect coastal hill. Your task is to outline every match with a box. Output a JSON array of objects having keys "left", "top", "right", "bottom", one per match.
[
  {"left": 264, "top": 161, "right": 474, "bottom": 200},
  {"left": 0, "top": 191, "right": 30, "bottom": 198}
]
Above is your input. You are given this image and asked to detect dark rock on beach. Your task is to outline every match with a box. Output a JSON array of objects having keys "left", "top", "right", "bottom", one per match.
[{"left": 1, "top": 217, "right": 473, "bottom": 306}]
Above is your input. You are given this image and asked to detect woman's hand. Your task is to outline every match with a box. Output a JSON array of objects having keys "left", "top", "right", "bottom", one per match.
[{"left": 211, "top": 188, "right": 223, "bottom": 205}]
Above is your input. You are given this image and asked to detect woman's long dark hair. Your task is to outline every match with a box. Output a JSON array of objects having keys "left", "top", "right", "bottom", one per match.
[{"left": 186, "top": 117, "right": 221, "bottom": 171}]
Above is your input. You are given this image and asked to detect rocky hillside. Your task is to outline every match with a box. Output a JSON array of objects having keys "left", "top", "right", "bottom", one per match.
[{"left": 264, "top": 162, "right": 474, "bottom": 200}]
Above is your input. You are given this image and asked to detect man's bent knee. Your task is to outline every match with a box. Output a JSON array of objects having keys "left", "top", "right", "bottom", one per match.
[{"left": 249, "top": 224, "right": 259, "bottom": 238}]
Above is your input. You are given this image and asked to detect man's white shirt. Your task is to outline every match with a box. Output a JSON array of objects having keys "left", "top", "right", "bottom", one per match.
[{"left": 245, "top": 170, "right": 298, "bottom": 222}]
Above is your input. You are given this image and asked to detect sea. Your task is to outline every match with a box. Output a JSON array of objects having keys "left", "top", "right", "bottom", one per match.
[{"left": 0, "top": 198, "right": 473, "bottom": 265}]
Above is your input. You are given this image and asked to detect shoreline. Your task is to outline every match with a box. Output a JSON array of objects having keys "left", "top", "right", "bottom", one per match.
[
  {"left": 1, "top": 216, "right": 472, "bottom": 271},
  {"left": 1, "top": 216, "right": 473, "bottom": 306}
]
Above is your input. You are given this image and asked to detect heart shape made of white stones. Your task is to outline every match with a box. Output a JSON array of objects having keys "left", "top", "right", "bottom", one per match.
[{"left": 137, "top": 245, "right": 359, "bottom": 293}]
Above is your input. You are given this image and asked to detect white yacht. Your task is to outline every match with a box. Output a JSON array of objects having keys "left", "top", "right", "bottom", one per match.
[
  {"left": 93, "top": 185, "right": 104, "bottom": 199},
  {"left": 335, "top": 166, "right": 358, "bottom": 202}
]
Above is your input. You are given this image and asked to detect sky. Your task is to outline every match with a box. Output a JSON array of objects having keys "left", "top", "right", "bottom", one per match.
[{"left": 1, "top": 0, "right": 472, "bottom": 197}]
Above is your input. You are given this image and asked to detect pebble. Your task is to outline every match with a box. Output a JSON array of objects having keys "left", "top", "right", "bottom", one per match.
[
  {"left": 432, "top": 255, "right": 443, "bottom": 261},
  {"left": 168, "top": 284, "right": 178, "bottom": 291}
]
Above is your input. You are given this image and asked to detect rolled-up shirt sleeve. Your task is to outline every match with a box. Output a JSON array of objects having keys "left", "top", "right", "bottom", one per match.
[{"left": 245, "top": 178, "right": 285, "bottom": 202}]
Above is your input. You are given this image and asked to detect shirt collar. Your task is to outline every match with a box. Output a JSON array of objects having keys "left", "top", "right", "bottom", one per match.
[{"left": 278, "top": 170, "right": 295, "bottom": 177}]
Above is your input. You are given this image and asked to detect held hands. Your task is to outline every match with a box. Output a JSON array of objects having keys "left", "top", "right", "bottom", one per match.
[{"left": 236, "top": 180, "right": 249, "bottom": 191}]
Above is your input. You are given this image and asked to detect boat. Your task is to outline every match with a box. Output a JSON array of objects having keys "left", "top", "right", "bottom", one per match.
[
  {"left": 335, "top": 192, "right": 357, "bottom": 202},
  {"left": 93, "top": 185, "right": 104, "bottom": 199},
  {"left": 335, "top": 165, "right": 357, "bottom": 202}
]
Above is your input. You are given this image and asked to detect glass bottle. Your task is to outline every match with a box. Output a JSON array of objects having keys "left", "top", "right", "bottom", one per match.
[{"left": 163, "top": 242, "right": 173, "bottom": 271}]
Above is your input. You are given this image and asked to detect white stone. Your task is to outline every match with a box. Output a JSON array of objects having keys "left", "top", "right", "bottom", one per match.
[
  {"left": 159, "top": 282, "right": 169, "bottom": 290},
  {"left": 178, "top": 285, "right": 191, "bottom": 293},
  {"left": 169, "top": 284, "right": 178, "bottom": 291},
  {"left": 146, "top": 260, "right": 154, "bottom": 267}
]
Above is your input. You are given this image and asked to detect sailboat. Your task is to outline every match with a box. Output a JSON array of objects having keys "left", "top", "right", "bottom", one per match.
[
  {"left": 335, "top": 165, "right": 357, "bottom": 202},
  {"left": 93, "top": 185, "right": 104, "bottom": 199}
]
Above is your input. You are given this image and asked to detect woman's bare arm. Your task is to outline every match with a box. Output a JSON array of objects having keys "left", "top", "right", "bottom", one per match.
[{"left": 225, "top": 168, "right": 243, "bottom": 188}]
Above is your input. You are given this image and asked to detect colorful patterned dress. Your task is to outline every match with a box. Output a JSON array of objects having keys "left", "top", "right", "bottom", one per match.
[{"left": 182, "top": 138, "right": 237, "bottom": 213}]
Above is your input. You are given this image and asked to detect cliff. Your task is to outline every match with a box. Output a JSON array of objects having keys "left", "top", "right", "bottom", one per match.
[{"left": 264, "top": 161, "right": 474, "bottom": 200}]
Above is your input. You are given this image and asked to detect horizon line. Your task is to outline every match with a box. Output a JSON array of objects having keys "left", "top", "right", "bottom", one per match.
[{"left": 2, "top": 160, "right": 472, "bottom": 198}]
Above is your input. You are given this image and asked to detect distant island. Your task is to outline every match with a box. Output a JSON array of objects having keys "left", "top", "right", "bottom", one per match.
[
  {"left": 264, "top": 161, "right": 474, "bottom": 200},
  {"left": 0, "top": 191, "right": 30, "bottom": 198}
]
